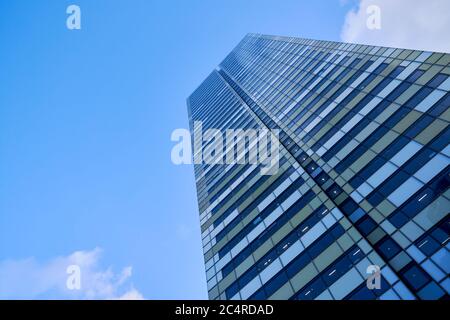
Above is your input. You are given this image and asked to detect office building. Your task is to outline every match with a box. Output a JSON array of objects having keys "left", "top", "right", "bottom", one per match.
[{"left": 187, "top": 34, "right": 450, "bottom": 300}]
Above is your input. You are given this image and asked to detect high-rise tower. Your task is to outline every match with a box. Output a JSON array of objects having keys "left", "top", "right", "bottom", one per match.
[{"left": 187, "top": 34, "right": 450, "bottom": 300}]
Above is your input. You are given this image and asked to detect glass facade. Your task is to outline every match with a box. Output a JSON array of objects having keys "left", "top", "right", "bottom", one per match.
[{"left": 187, "top": 34, "right": 450, "bottom": 300}]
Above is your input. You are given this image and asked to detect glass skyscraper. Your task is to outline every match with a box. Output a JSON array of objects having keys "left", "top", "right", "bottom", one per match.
[{"left": 187, "top": 34, "right": 450, "bottom": 300}]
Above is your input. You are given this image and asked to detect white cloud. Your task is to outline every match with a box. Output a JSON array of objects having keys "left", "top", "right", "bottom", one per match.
[
  {"left": 0, "top": 248, "right": 144, "bottom": 300},
  {"left": 118, "top": 288, "right": 144, "bottom": 300},
  {"left": 341, "top": 0, "right": 450, "bottom": 53}
]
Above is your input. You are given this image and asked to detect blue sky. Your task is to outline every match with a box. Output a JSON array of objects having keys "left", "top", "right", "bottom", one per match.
[{"left": 0, "top": 0, "right": 448, "bottom": 299}]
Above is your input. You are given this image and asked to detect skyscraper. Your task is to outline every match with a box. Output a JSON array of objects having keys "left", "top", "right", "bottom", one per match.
[{"left": 187, "top": 34, "right": 450, "bottom": 300}]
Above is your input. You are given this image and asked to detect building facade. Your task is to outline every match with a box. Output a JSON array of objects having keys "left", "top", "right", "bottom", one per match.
[{"left": 187, "top": 34, "right": 450, "bottom": 300}]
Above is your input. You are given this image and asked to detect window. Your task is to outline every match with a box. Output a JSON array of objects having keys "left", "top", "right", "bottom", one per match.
[
  {"left": 389, "top": 211, "right": 409, "bottom": 228},
  {"left": 427, "top": 74, "right": 448, "bottom": 88},
  {"left": 357, "top": 216, "right": 377, "bottom": 236},
  {"left": 377, "top": 237, "right": 401, "bottom": 260},
  {"left": 414, "top": 153, "right": 449, "bottom": 184},
  {"left": 264, "top": 271, "right": 289, "bottom": 297},
  {"left": 388, "top": 176, "right": 423, "bottom": 207},
  {"left": 402, "top": 265, "right": 431, "bottom": 291},
  {"left": 415, "top": 89, "right": 447, "bottom": 113},
  {"left": 296, "top": 277, "right": 327, "bottom": 300},
  {"left": 391, "top": 140, "right": 422, "bottom": 166},
  {"left": 405, "top": 87, "right": 433, "bottom": 108},
  {"left": 416, "top": 236, "right": 441, "bottom": 256}
]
